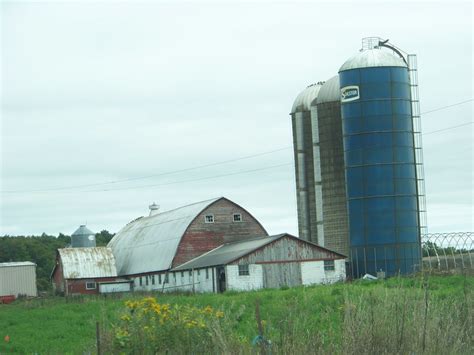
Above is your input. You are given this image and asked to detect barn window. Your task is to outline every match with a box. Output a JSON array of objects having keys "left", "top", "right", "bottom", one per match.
[
  {"left": 181, "top": 271, "right": 184, "bottom": 278},
  {"left": 238, "top": 264, "right": 249, "bottom": 276},
  {"left": 205, "top": 214, "right": 214, "bottom": 223},
  {"left": 206, "top": 268, "right": 209, "bottom": 279},
  {"left": 139, "top": 277, "right": 143, "bottom": 286},
  {"left": 152, "top": 275, "right": 155, "bottom": 285},
  {"left": 86, "top": 282, "right": 96, "bottom": 290},
  {"left": 197, "top": 269, "right": 200, "bottom": 276},
  {"left": 159, "top": 274, "right": 162, "bottom": 284},
  {"left": 164, "top": 274, "right": 169, "bottom": 283},
  {"left": 233, "top": 213, "right": 242, "bottom": 222},
  {"left": 189, "top": 270, "right": 192, "bottom": 277},
  {"left": 324, "top": 260, "right": 335, "bottom": 271},
  {"left": 146, "top": 276, "right": 149, "bottom": 286}
]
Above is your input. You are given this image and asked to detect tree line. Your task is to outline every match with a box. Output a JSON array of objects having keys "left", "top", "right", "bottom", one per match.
[{"left": 0, "top": 231, "right": 114, "bottom": 292}]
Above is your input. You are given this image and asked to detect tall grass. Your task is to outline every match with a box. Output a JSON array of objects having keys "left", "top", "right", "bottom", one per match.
[
  {"left": 1, "top": 275, "right": 472, "bottom": 354},
  {"left": 101, "top": 274, "right": 473, "bottom": 354}
]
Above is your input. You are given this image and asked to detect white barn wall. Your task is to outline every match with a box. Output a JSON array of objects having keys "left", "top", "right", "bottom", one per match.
[
  {"left": 131, "top": 268, "right": 216, "bottom": 293},
  {"left": 226, "top": 264, "right": 263, "bottom": 291},
  {"left": 301, "top": 259, "right": 346, "bottom": 285},
  {"left": 99, "top": 282, "right": 131, "bottom": 293}
]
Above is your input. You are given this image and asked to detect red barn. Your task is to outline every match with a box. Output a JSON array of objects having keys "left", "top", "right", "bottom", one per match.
[
  {"left": 108, "top": 197, "right": 268, "bottom": 291},
  {"left": 51, "top": 247, "right": 130, "bottom": 296}
]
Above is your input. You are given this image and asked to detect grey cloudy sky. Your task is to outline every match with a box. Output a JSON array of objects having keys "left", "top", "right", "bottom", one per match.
[{"left": 1, "top": 0, "right": 472, "bottom": 236}]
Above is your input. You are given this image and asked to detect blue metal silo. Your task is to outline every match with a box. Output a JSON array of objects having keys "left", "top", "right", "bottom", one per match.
[{"left": 338, "top": 38, "right": 422, "bottom": 277}]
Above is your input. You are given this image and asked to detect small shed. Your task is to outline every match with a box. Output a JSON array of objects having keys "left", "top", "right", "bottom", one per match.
[
  {"left": 0, "top": 262, "right": 37, "bottom": 299},
  {"left": 51, "top": 247, "right": 130, "bottom": 296},
  {"left": 166, "top": 233, "right": 346, "bottom": 293}
]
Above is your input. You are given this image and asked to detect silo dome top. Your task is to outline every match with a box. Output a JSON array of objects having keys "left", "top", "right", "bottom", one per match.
[
  {"left": 339, "top": 48, "right": 406, "bottom": 72},
  {"left": 316, "top": 76, "right": 340, "bottom": 104},
  {"left": 291, "top": 83, "right": 323, "bottom": 113},
  {"left": 71, "top": 225, "right": 96, "bottom": 248},
  {"left": 71, "top": 225, "right": 94, "bottom": 237}
]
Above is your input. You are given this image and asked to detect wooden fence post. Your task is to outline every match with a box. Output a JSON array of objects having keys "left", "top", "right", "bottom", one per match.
[{"left": 96, "top": 321, "right": 101, "bottom": 355}]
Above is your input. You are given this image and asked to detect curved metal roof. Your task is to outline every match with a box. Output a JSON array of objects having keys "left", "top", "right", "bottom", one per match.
[
  {"left": 58, "top": 247, "right": 117, "bottom": 279},
  {"left": 339, "top": 48, "right": 406, "bottom": 72},
  {"left": 316, "top": 75, "right": 340, "bottom": 104},
  {"left": 108, "top": 197, "right": 220, "bottom": 275},
  {"left": 291, "top": 83, "right": 322, "bottom": 113},
  {"left": 71, "top": 225, "right": 94, "bottom": 236}
]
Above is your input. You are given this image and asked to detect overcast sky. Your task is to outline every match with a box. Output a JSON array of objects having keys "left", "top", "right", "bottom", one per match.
[{"left": 1, "top": 0, "right": 472, "bottom": 237}]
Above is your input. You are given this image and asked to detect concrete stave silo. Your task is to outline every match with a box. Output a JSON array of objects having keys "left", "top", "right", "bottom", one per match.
[
  {"left": 290, "top": 83, "right": 323, "bottom": 244},
  {"left": 314, "top": 76, "right": 349, "bottom": 256},
  {"left": 338, "top": 38, "right": 422, "bottom": 277}
]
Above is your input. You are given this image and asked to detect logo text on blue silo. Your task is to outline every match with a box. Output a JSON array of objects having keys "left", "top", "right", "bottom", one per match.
[{"left": 340, "top": 86, "right": 360, "bottom": 102}]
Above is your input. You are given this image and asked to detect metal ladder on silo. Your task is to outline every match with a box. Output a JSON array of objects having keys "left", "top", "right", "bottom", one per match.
[{"left": 408, "top": 54, "right": 428, "bottom": 240}]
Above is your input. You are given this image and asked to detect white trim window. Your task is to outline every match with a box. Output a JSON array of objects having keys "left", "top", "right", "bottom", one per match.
[
  {"left": 205, "top": 214, "right": 214, "bottom": 223},
  {"left": 233, "top": 213, "right": 242, "bottom": 222},
  {"left": 324, "top": 260, "right": 335, "bottom": 271},
  {"left": 238, "top": 264, "right": 249, "bottom": 276},
  {"left": 85, "top": 282, "right": 96, "bottom": 290}
]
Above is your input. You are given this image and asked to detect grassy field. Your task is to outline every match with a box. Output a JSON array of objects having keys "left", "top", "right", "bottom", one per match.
[{"left": 0, "top": 274, "right": 472, "bottom": 354}]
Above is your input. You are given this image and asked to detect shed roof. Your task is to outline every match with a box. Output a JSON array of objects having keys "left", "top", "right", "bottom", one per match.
[
  {"left": 0, "top": 261, "right": 36, "bottom": 268},
  {"left": 173, "top": 235, "right": 284, "bottom": 270},
  {"left": 58, "top": 247, "right": 117, "bottom": 279},
  {"left": 173, "top": 233, "right": 346, "bottom": 271},
  {"left": 291, "top": 83, "right": 322, "bottom": 113},
  {"left": 339, "top": 48, "right": 406, "bottom": 72},
  {"left": 108, "top": 197, "right": 221, "bottom": 275}
]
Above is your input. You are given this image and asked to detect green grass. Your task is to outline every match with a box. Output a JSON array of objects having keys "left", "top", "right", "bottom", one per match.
[{"left": 0, "top": 274, "right": 472, "bottom": 354}]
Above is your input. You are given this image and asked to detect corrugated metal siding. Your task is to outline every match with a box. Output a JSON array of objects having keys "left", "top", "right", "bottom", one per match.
[
  {"left": 0, "top": 263, "right": 37, "bottom": 297},
  {"left": 59, "top": 247, "right": 117, "bottom": 279},
  {"left": 108, "top": 198, "right": 220, "bottom": 275}
]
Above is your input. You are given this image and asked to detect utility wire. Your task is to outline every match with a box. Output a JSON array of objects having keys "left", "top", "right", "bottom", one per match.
[
  {"left": 1, "top": 146, "right": 290, "bottom": 194},
  {"left": 422, "top": 121, "right": 473, "bottom": 136},
  {"left": 84, "top": 163, "right": 292, "bottom": 193},
  {"left": 420, "top": 98, "right": 472, "bottom": 115},
  {"left": 1, "top": 98, "right": 472, "bottom": 195},
  {"left": 5, "top": 163, "right": 293, "bottom": 195}
]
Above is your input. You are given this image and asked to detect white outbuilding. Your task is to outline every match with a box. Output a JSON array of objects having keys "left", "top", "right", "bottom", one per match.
[
  {"left": 159, "top": 233, "right": 346, "bottom": 293},
  {"left": 0, "top": 261, "right": 37, "bottom": 299}
]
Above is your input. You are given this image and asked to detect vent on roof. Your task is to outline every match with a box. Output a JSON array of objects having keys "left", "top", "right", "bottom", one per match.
[{"left": 149, "top": 202, "right": 160, "bottom": 216}]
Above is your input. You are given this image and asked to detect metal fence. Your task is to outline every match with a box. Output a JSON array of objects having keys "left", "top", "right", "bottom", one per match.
[
  {"left": 421, "top": 232, "right": 474, "bottom": 271},
  {"left": 347, "top": 232, "right": 474, "bottom": 279}
]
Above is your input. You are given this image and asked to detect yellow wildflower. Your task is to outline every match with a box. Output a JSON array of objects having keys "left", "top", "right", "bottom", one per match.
[{"left": 215, "top": 311, "right": 224, "bottom": 318}]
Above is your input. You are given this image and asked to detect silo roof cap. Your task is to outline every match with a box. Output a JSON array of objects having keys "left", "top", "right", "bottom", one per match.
[
  {"left": 315, "top": 75, "right": 340, "bottom": 104},
  {"left": 71, "top": 225, "right": 94, "bottom": 236},
  {"left": 291, "top": 83, "right": 323, "bottom": 113},
  {"left": 339, "top": 48, "right": 406, "bottom": 72}
]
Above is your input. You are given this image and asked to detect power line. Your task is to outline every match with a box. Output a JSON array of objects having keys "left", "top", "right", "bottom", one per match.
[
  {"left": 1, "top": 98, "right": 472, "bottom": 195},
  {"left": 422, "top": 121, "right": 473, "bottom": 136},
  {"left": 85, "top": 163, "right": 292, "bottom": 193},
  {"left": 421, "top": 98, "right": 472, "bottom": 115},
  {"left": 2, "top": 146, "right": 291, "bottom": 194},
  {"left": 8, "top": 163, "right": 293, "bottom": 195}
]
